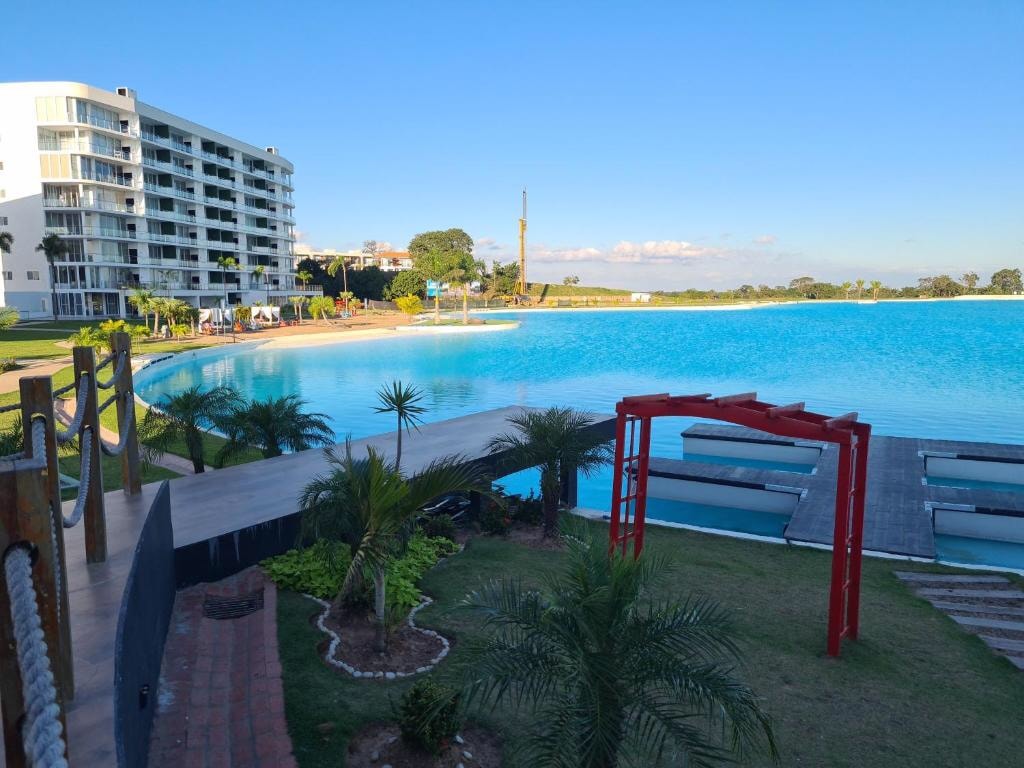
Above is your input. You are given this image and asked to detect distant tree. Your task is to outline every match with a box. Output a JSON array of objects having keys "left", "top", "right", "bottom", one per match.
[
  {"left": 989, "top": 268, "right": 1023, "bottom": 295},
  {"left": 855, "top": 278, "right": 865, "bottom": 299},
  {"left": 216, "top": 255, "right": 238, "bottom": 307},
  {"left": 296, "top": 269, "right": 313, "bottom": 290},
  {"left": 789, "top": 276, "right": 815, "bottom": 296},
  {"left": 489, "top": 260, "right": 519, "bottom": 295},
  {"left": 374, "top": 380, "right": 426, "bottom": 471},
  {"left": 409, "top": 229, "right": 475, "bottom": 322},
  {"left": 413, "top": 248, "right": 464, "bottom": 323},
  {"left": 408, "top": 228, "right": 474, "bottom": 263},
  {"left": 841, "top": 281, "right": 852, "bottom": 299},
  {"left": 961, "top": 272, "right": 979, "bottom": 293},
  {"left": 383, "top": 269, "right": 427, "bottom": 300},
  {"left": 36, "top": 234, "right": 68, "bottom": 318},
  {"left": 288, "top": 295, "right": 308, "bottom": 323},
  {"left": 562, "top": 274, "right": 580, "bottom": 301},
  {"left": 362, "top": 239, "right": 384, "bottom": 264},
  {"left": 127, "top": 289, "right": 155, "bottom": 332},
  {"left": 0, "top": 307, "right": 19, "bottom": 331},
  {"left": 870, "top": 280, "right": 882, "bottom": 301},
  {"left": 927, "top": 275, "right": 964, "bottom": 297},
  {"left": 326, "top": 254, "right": 352, "bottom": 309},
  {"left": 253, "top": 264, "right": 270, "bottom": 304},
  {"left": 308, "top": 295, "right": 336, "bottom": 324}
]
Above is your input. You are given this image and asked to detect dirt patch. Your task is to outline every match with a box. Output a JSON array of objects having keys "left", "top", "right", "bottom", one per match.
[
  {"left": 347, "top": 723, "right": 503, "bottom": 767},
  {"left": 319, "top": 608, "right": 448, "bottom": 674}
]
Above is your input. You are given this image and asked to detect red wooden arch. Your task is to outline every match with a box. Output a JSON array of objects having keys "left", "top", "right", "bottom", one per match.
[{"left": 608, "top": 392, "right": 871, "bottom": 657}]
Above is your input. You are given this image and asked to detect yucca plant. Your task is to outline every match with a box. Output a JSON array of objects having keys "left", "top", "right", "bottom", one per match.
[
  {"left": 461, "top": 526, "right": 777, "bottom": 768},
  {"left": 300, "top": 442, "right": 491, "bottom": 652},
  {"left": 215, "top": 394, "right": 333, "bottom": 464},
  {"left": 374, "top": 380, "right": 426, "bottom": 471}
]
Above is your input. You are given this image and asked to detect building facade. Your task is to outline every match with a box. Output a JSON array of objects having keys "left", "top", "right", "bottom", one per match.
[
  {"left": 0, "top": 82, "right": 319, "bottom": 319},
  {"left": 294, "top": 244, "right": 413, "bottom": 273}
]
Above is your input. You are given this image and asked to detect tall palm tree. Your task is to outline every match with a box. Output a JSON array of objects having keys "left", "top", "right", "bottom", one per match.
[
  {"left": 127, "top": 288, "right": 155, "bottom": 332},
  {"left": 458, "top": 259, "right": 487, "bottom": 324},
  {"left": 253, "top": 264, "right": 269, "bottom": 304},
  {"left": 36, "top": 234, "right": 68, "bottom": 319},
  {"left": 139, "top": 385, "right": 241, "bottom": 473},
  {"left": 215, "top": 394, "right": 333, "bottom": 464},
  {"left": 373, "top": 380, "right": 426, "bottom": 471},
  {"left": 296, "top": 269, "right": 313, "bottom": 290},
  {"left": 326, "top": 255, "right": 351, "bottom": 312},
  {"left": 299, "top": 442, "right": 491, "bottom": 651},
  {"left": 870, "top": 279, "right": 883, "bottom": 301},
  {"left": 216, "top": 255, "right": 238, "bottom": 308},
  {"left": 461, "top": 527, "right": 776, "bottom": 768},
  {"left": 855, "top": 278, "right": 865, "bottom": 300},
  {"left": 148, "top": 296, "right": 170, "bottom": 336},
  {"left": 488, "top": 407, "right": 613, "bottom": 537},
  {"left": 841, "top": 281, "right": 852, "bottom": 300}
]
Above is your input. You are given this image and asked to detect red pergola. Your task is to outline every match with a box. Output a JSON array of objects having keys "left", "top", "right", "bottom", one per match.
[{"left": 608, "top": 392, "right": 871, "bottom": 657}]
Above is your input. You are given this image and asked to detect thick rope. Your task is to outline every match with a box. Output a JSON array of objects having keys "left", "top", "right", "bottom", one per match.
[
  {"left": 0, "top": 401, "right": 22, "bottom": 414},
  {"left": 95, "top": 351, "right": 126, "bottom": 390},
  {"left": 54, "top": 376, "right": 90, "bottom": 446},
  {"left": 50, "top": 382, "right": 75, "bottom": 399},
  {"left": 100, "top": 401, "right": 134, "bottom": 457},
  {"left": 62, "top": 427, "right": 92, "bottom": 529},
  {"left": 97, "top": 393, "right": 117, "bottom": 415},
  {"left": 94, "top": 352, "right": 115, "bottom": 372},
  {"left": 3, "top": 547, "right": 69, "bottom": 768}
]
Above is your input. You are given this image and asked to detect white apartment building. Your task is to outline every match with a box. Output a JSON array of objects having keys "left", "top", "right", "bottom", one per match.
[
  {"left": 0, "top": 81, "right": 319, "bottom": 319},
  {"left": 294, "top": 244, "right": 413, "bottom": 273}
]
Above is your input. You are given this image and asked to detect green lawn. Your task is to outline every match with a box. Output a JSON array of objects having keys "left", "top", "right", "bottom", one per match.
[
  {"left": 279, "top": 522, "right": 1024, "bottom": 768},
  {"left": 0, "top": 328, "right": 76, "bottom": 360}
]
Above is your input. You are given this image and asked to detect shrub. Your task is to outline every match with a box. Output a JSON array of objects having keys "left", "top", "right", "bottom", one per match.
[
  {"left": 398, "top": 678, "right": 461, "bottom": 755},
  {"left": 396, "top": 294, "right": 424, "bottom": 316},
  {"left": 423, "top": 513, "right": 456, "bottom": 541},
  {"left": 383, "top": 534, "right": 459, "bottom": 613},
  {"left": 511, "top": 489, "right": 544, "bottom": 526},
  {"left": 0, "top": 357, "right": 19, "bottom": 373},
  {"left": 480, "top": 499, "right": 510, "bottom": 536},
  {"left": 261, "top": 540, "right": 351, "bottom": 599},
  {"left": 170, "top": 324, "right": 190, "bottom": 340}
]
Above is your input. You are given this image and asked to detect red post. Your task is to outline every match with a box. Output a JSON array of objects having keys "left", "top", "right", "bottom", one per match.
[
  {"left": 631, "top": 416, "right": 653, "bottom": 557},
  {"left": 846, "top": 424, "right": 871, "bottom": 639},
  {"left": 827, "top": 441, "right": 853, "bottom": 657},
  {"left": 608, "top": 409, "right": 627, "bottom": 555}
]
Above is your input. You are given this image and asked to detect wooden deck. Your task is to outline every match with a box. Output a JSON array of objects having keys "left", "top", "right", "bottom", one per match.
[{"left": 39, "top": 406, "right": 615, "bottom": 766}]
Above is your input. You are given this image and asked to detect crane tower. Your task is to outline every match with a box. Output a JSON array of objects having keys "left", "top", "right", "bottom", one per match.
[{"left": 516, "top": 189, "right": 527, "bottom": 296}]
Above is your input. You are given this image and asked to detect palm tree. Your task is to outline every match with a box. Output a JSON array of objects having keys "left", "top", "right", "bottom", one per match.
[
  {"left": 841, "top": 281, "right": 852, "bottom": 300},
  {"left": 961, "top": 272, "right": 979, "bottom": 294},
  {"left": 139, "top": 385, "right": 241, "bottom": 473},
  {"left": 855, "top": 278, "right": 865, "bottom": 300},
  {"left": 307, "top": 295, "right": 335, "bottom": 324},
  {"left": 299, "top": 442, "right": 491, "bottom": 651},
  {"left": 36, "top": 234, "right": 68, "bottom": 319},
  {"left": 215, "top": 394, "right": 333, "bottom": 464},
  {"left": 253, "top": 265, "right": 269, "bottom": 304},
  {"left": 458, "top": 259, "right": 487, "bottom": 324},
  {"left": 326, "top": 255, "right": 351, "bottom": 312},
  {"left": 148, "top": 296, "right": 170, "bottom": 336},
  {"left": 288, "top": 295, "right": 308, "bottom": 323},
  {"left": 461, "top": 528, "right": 776, "bottom": 768},
  {"left": 216, "top": 255, "right": 238, "bottom": 308},
  {"left": 488, "top": 407, "right": 613, "bottom": 537},
  {"left": 297, "top": 269, "right": 313, "bottom": 290},
  {"left": 870, "top": 279, "right": 883, "bottom": 301},
  {"left": 337, "top": 291, "right": 355, "bottom": 318},
  {"left": 373, "top": 380, "right": 426, "bottom": 471},
  {"left": 127, "top": 288, "right": 155, "bottom": 332}
]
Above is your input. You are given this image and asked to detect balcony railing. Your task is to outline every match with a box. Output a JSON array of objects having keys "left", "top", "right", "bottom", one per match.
[
  {"left": 43, "top": 198, "right": 135, "bottom": 214},
  {"left": 146, "top": 209, "right": 196, "bottom": 224},
  {"left": 142, "top": 157, "right": 195, "bottom": 177},
  {"left": 38, "top": 139, "right": 133, "bottom": 162},
  {"left": 144, "top": 183, "right": 196, "bottom": 201},
  {"left": 141, "top": 131, "right": 194, "bottom": 154}
]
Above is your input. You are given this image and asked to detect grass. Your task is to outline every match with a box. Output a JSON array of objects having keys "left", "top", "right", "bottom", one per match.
[
  {"left": 279, "top": 522, "right": 1024, "bottom": 768},
  {"left": 1, "top": 321, "right": 219, "bottom": 362}
]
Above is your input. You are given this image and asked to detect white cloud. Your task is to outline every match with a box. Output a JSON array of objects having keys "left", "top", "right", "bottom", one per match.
[{"left": 753, "top": 234, "right": 777, "bottom": 245}]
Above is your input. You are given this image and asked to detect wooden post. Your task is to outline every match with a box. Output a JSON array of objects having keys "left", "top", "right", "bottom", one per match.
[
  {"left": 20, "top": 377, "right": 74, "bottom": 701},
  {"left": 73, "top": 346, "right": 107, "bottom": 563},
  {"left": 0, "top": 461, "right": 70, "bottom": 767},
  {"left": 559, "top": 463, "right": 578, "bottom": 509},
  {"left": 110, "top": 332, "right": 142, "bottom": 495}
]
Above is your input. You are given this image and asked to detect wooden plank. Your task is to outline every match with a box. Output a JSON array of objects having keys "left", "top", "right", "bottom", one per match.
[
  {"left": 895, "top": 572, "right": 1009, "bottom": 584},
  {"left": 918, "top": 588, "right": 1024, "bottom": 600},
  {"left": 73, "top": 347, "right": 107, "bottom": 563},
  {"left": 110, "top": 333, "right": 142, "bottom": 495}
]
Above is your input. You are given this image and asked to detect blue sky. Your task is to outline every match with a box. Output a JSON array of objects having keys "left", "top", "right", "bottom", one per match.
[{"left": 4, "top": 1, "right": 1022, "bottom": 289}]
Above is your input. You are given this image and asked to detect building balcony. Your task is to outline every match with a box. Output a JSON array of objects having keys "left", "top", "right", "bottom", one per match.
[
  {"left": 142, "top": 157, "right": 194, "bottom": 177},
  {"left": 140, "top": 131, "right": 194, "bottom": 155},
  {"left": 83, "top": 226, "right": 137, "bottom": 240},
  {"left": 200, "top": 150, "right": 241, "bottom": 170},
  {"left": 38, "top": 139, "right": 134, "bottom": 162},
  {"left": 145, "top": 209, "right": 196, "bottom": 224},
  {"left": 44, "top": 198, "right": 135, "bottom": 214},
  {"left": 144, "top": 183, "right": 196, "bottom": 201},
  {"left": 146, "top": 232, "right": 197, "bottom": 246}
]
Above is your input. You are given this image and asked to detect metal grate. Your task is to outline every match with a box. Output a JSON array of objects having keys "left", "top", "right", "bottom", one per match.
[{"left": 203, "top": 588, "right": 264, "bottom": 620}]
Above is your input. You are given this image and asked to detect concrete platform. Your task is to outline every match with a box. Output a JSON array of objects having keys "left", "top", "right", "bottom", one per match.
[{"left": 645, "top": 425, "right": 1024, "bottom": 558}]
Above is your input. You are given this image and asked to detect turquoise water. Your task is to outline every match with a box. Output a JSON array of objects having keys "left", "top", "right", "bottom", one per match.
[
  {"left": 642, "top": 497, "right": 791, "bottom": 538},
  {"left": 682, "top": 452, "right": 815, "bottom": 474},
  {"left": 926, "top": 476, "right": 1024, "bottom": 494},
  {"left": 136, "top": 301, "right": 1024, "bottom": 520},
  {"left": 934, "top": 534, "right": 1024, "bottom": 572}
]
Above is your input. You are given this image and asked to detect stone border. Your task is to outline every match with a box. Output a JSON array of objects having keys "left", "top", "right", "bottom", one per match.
[{"left": 304, "top": 594, "right": 450, "bottom": 680}]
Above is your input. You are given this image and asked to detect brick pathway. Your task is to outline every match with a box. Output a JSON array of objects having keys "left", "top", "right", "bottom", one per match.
[{"left": 149, "top": 567, "right": 297, "bottom": 767}]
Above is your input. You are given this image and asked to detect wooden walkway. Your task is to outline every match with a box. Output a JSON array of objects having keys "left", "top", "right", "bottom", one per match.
[{"left": 34, "top": 406, "right": 614, "bottom": 766}]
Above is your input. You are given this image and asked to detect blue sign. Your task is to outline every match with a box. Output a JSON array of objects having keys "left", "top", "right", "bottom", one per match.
[{"left": 426, "top": 280, "right": 440, "bottom": 298}]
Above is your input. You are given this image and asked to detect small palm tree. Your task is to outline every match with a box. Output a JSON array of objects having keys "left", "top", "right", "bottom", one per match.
[
  {"left": 216, "top": 394, "right": 333, "bottom": 464},
  {"left": 127, "top": 288, "right": 155, "bottom": 332},
  {"left": 300, "top": 442, "right": 491, "bottom": 651},
  {"left": 139, "top": 385, "right": 240, "bottom": 473},
  {"left": 36, "top": 234, "right": 68, "bottom": 319},
  {"left": 841, "top": 281, "right": 852, "bottom": 300},
  {"left": 855, "top": 278, "right": 865, "bottom": 299},
  {"left": 337, "top": 290, "right": 355, "bottom": 317},
  {"left": 253, "top": 264, "right": 270, "bottom": 304},
  {"left": 489, "top": 407, "right": 612, "bottom": 536},
  {"left": 461, "top": 527, "right": 777, "bottom": 768},
  {"left": 307, "top": 295, "right": 336, "bottom": 324},
  {"left": 297, "top": 269, "right": 313, "bottom": 290},
  {"left": 870, "top": 279, "right": 882, "bottom": 301},
  {"left": 374, "top": 380, "right": 426, "bottom": 470},
  {"left": 148, "top": 296, "right": 172, "bottom": 336},
  {"left": 288, "top": 295, "right": 308, "bottom": 323},
  {"left": 326, "top": 255, "right": 351, "bottom": 309}
]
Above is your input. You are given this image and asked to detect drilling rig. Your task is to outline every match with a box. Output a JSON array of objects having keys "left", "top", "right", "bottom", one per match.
[{"left": 515, "top": 189, "right": 528, "bottom": 296}]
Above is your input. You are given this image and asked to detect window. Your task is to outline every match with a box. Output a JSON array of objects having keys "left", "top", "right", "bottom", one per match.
[
  {"left": 27, "top": 270, "right": 41, "bottom": 280},
  {"left": 2, "top": 271, "right": 12, "bottom": 281},
  {"left": 0, "top": 216, "right": 7, "bottom": 225}
]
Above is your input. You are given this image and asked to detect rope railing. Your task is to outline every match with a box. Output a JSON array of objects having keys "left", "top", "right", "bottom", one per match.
[
  {"left": 1, "top": 332, "right": 143, "bottom": 763},
  {"left": 3, "top": 547, "right": 69, "bottom": 768}
]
